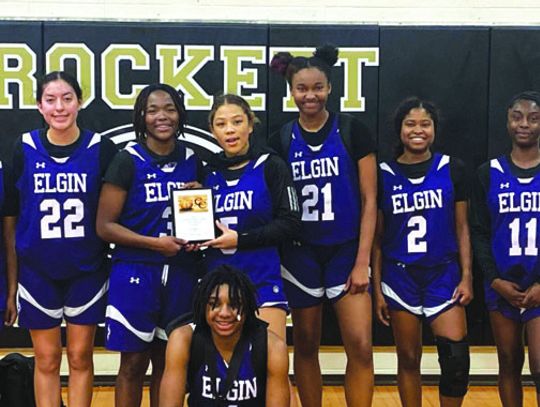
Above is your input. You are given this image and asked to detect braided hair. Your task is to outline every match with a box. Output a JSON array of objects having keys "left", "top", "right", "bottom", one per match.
[
  {"left": 193, "top": 265, "right": 259, "bottom": 334},
  {"left": 132, "top": 83, "right": 186, "bottom": 142},
  {"left": 270, "top": 44, "right": 339, "bottom": 86}
]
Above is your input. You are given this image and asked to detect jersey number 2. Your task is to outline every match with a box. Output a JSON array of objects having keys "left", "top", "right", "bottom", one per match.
[
  {"left": 40, "top": 198, "right": 84, "bottom": 239},
  {"left": 407, "top": 215, "right": 427, "bottom": 253},
  {"left": 508, "top": 218, "right": 538, "bottom": 256}
]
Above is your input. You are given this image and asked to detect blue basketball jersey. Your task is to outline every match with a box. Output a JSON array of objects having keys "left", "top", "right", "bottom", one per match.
[
  {"left": 16, "top": 129, "right": 105, "bottom": 280},
  {"left": 188, "top": 342, "right": 263, "bottom": 406},
  {"left": 380, "top": 154, "right": 458, "bottom": 266},
  {"left": 204, "top": 154, "right": 280, "bottom": 283},
  {"left": 112, "top": 142, "right": 198, "bottom": 264},
  {"left": 487, "top": 157, "right": 540, "bottom": 288},
  {"left": 0, "top": 161, "right": 6, "bottom": 309},
  {"left": 287, "top": 115, "right": 360, "bottom": 245}
]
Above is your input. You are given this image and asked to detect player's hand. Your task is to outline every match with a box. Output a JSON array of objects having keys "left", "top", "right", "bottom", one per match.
[
  {"left": 201, "top": 221, "right": 238, "bottom": 250},
  {"left": 153, "top": 236, "right": 187, "bottom": 257},
  {"left": 522, "top": 283, "right": 540, "bottom": 309},
  {"left": 4, "top": 295, "right": 17, "bottom": 326},
  {"left": 374, "top": 291, "right": 390, "bottom": 326},
  {"left": 344, "top": 264, "right": 370, "bottom": 295},
  {"left": 182, "top": 181, "right": 202, "bottom": 189},
  {"left": 491, "top": 278, "right": 525, "bottom": 308},
  {"left": 184, "top": 243, "right": 202, "bottom": 252},
  {"left": 453, "top": 276, "right": 474, "bottom": 306}
]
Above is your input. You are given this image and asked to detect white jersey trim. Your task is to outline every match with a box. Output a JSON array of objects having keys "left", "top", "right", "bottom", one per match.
[
  {"left": 22, "top": 132, "right": 37, "bottom": 150},
  {"left": 280, "top": 265, "right": 324, "bottom": 298},
  {"left": 379, "top": 162, "right": 395, "bottom": 176},
  {"left": 253, "top": 153, "right": 269, "bottom": 169},
  {"left": 381, "top": 282, "right": 423, "bottom": 315},
  {"left": 106, "top": 305, "right": 155, "bottom": 342},
  {"left": 437, "top": 154, "right": 450, "bottom": 170},
  {"left": 64, "top": 280, "right": 109, "bottom": 318},
  {"left": 18, "top": 283, "right": 64, "bottom": 319},
  {"left": 490, "top": 158, "right": 504, "bottom": 173},
  {"left": 125, "top": 145, "right": 146, "bottom": 162},
  {"left": 87, "top": 133, "right": 102, "bottom": 149}
]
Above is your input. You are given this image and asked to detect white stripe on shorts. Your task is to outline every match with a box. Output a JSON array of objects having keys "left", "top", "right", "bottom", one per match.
[
  {"left": 280, "top": 266, "right": 324, "bottom": 298},
  {"left": 381, "top": 282, "right": 423, "bottom": 316},
  {"left": 64, "top": 280, "right": 109, "bottom": 318},
  {"left": 18, "top": 283, "right": 64, "bottom": 319},
  {"left": 106, "top": 305, "right": 155, "bottom": 342},
  {"left": 155, "top": 327, "right": 168, "bottom": 341},
  {"left": 326, "top": 284, "right": 346, "bottom": 300}
]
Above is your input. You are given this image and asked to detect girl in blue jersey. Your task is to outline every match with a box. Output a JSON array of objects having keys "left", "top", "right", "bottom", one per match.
[
  {"left": 161, "top": 265, "right": 290, "bottom": 407},
  {"left": 373, "top": 98, "right": 473, "bottom": 406},
  {"left": 471, "top": 91, "right": 540, "bottom": 407},
  {"left": 201, "top": 94, "right": 300, "bottom": 342},
  {"left": 96, "top": 83, "right": 200, "bottom": 407},
  {"left": 269, "top": 45, "right": 377, "bottom": 407},
  {"left": 6, "top": 71, "right": 117, "bottom": 407}
]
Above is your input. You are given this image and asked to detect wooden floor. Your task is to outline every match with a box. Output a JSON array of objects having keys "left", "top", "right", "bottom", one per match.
[{"left": 68, "top": 385, "right": 538, "bottom": 406}]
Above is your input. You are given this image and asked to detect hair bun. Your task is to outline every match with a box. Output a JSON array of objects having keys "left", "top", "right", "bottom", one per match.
[
  {"left": 314, "top": 44, "right": 339, "bottom": 67},
  {"left": 270, "top": 52, "right": 294, "bottom": 77}
]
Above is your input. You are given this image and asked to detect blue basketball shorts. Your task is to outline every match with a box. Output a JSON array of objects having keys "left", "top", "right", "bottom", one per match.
[
  {"left": 280, "top": 239, "right": 362, "bottom": 308},
  {"left": 484, "top": 279, "right": 540, "bottom": 323},
  {"left": 381, "top": 259, "right": 460, "bottom": 322},
  {"left": 105, "top": 260, "right": 198, "bottom": 352},
  {"left": 17, "top": 261, "right": 109, "bottom": 329}
]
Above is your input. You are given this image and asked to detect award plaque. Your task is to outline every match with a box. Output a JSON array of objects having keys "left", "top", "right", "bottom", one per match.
[{"left": 171, "top": 188, "right": 216, "bottom": 242}]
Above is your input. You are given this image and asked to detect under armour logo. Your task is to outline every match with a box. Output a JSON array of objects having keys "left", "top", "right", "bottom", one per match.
[
  {"left": 35, "top": 162, "right": 46, "bottom": 169},
  {"left": 393, "top": 185, "right": 403, "bottom": 191},
  {"left": 500, "top": 182, "right": 510, "bottom": 189},
  {"left": 294, "top": 151, "right": 303, "bottom": 158},
  {"left": 129, "top": 277, "right": 140, "bottom": 284},
  {"left": 213, "top": 185, "right": 220, "bottom": 191},
  {"left": 293, "top": 240, "right": 302, "bottom": 247},
  {"left": 147, "top": 173, "right": 157, "bottom": 179}
]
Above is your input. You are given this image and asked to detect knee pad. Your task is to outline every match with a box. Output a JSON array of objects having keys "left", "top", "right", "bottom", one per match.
[
  {"left": 436, "top": 336, "right": 470, "bottom": 397},
  {"left": 531, "top": 373, "right": 540, "bottom": 394}
]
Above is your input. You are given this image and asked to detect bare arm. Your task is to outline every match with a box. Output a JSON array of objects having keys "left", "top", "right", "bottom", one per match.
[
  {"left": 266, "top": 331, "right": 290, "bottom": 407},
  {"left": 159, "top": 326, "right": 192, "bottom": 407},
  {"left": 96, "top": 183, "right": 185, "bottom": 257},
  {"left": 346, "top": 153, "right": 377, "bottom": 294},
  {"left": 3, "top": 216, "right": 17, "bottom": 326},
  {"left": 453, "top": 201, "right": 473, "bottom": 305}
]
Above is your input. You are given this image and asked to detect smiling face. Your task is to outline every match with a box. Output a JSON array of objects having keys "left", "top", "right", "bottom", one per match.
[
  {"left": 400, "top": 108, "right": 435, "bottom": 155},
  {"left": 37, "top": 79, "right": 81, "bottom": 133},
  {"left": 210, "top": 103, "right": 253, "bottom": 157},
  {"left": 206, "top": 284, "right": 245, "bottom": 338},
  {"left": 290, "top": 67, "right": 331, "bottom": 117},
  {"left": 507, "top": 99, "right": 540, "bottom": 149},
  {"left": 144, "top": 90, "right": 180, "bottom": 145}
]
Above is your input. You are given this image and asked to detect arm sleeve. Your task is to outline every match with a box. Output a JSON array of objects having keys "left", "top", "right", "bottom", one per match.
[
  {"left": 237, "top": 155, "right": 301, "bottom": 249},
  {"left": 99, "top": 137, "right": 119, "bottom": 178},
  {"left": 469, "top": 164, "right": 499, "bottom": 284},
  {"left": 450, "top": 157, "right": 470, "bottom": 202},
  {"left": 103, "top": 150, "right": 134, "bottom": 191},
  {"left": 267, "top": 130, "right": 285, "bottom": 159},
  {"left": 4, "top": 137, "right": 24, "bottom": 216},
  {"left": 348, "top": 118, "right": 376, "bottom": 161}
]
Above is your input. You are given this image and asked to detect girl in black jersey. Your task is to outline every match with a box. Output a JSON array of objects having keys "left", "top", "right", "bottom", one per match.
[
  {"left": 161, "top": 265, "right": 290, "bottom": 407},
  {"left": 471, "top": 91, "right": 540, "bottom": 407},
  {"left": 270, "top": 45, "right": 376, "bottom": 407}
]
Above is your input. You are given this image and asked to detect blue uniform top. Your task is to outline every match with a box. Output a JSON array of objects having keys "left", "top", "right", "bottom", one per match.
[
  {"left": 287, "top": 115, "right": 360, "bottom": 245},
  {"left": 15, "top": 129, "right": 105, "bottom": 280},
  {"left": 0, "top": 161, "right": 6, "bottom": 309},
  {"left": 379, "top": 153, "right": 458, "bottom": 266},
  {"left": 204, "top": 154, "right": 280, "bottom": 282},
  {"left": 112, "top": 142, "right": 198, "bottom": 265},
  {"left": 487, "top": 156, "right": 540, "bottom": 288},
  {"left": 188, "top": 341, "right": 263, "bottom": 406}
]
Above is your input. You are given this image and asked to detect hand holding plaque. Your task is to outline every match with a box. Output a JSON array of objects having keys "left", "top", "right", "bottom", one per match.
[{"left": 171, "top": 188, "right": 216, "bottom": 242}]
